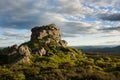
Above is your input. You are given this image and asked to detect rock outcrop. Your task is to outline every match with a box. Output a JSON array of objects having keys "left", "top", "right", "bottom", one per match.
[
  {"left": 0, "top": 24, "right": 82, "bottom": 64},
  {"left": 31, "top": 24, "right": 67, "bottom": 47},
  {"left": 35, "top": 47, "right": 46, "bottom": 56},
  {"left": 18, "top": 45, "right": 31, "bottom": 56},
  {"left": 31, "top": 24, "right": 61, "bottom": 40}
]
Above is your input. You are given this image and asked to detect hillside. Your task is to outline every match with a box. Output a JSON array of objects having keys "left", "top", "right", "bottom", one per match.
[
  {"left": 0, "top": 24, "right": 120, "bottom": 80},
  {"left": 76, "top": 46, "right": 120, "bottom": 54}
]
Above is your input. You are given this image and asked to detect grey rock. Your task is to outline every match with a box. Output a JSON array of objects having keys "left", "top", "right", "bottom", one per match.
[
  {"left": 59, "top": 40, "right": 68, "bottom": 47},
  {"left": 17, "top": 45, "right": 31, "bottom": 63},
  {"left": 18, "top": 45, "right": 31, "bottom": 56},
  {"left": 31, "top": 23, "right": 67, "bottom": 47},
  {"left": 31, "top": 23, "right": 61, "bottom": 42},
  {"left": 35, "top": 47, "right": 46, "bottom": 56}
]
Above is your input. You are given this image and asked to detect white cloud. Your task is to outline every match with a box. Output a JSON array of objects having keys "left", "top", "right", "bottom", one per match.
[
  {"left": 81, "top": 0, "right": 115, "bottom": 7},
  {"left": 0, "top": 37, "right": 7, "bottom": 40},
  {"left": 54, "top": 0, "right": 94, "bottom": 16},
  {"left": 0, "top": 0, "right": 120, "bottom": 46},
  {"left": 3, "top": 28, "right": 31, "bottom": 39}
]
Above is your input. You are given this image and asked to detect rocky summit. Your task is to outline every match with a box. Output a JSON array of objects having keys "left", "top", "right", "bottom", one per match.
[
  {"left": 0, "top": 24, "right": 82, "bottom": 64},
  {"left": 31, "top": 24, "right": 67, "bottom": 47}
]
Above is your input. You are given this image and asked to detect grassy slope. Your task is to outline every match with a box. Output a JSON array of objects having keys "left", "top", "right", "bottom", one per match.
[{"left": 0, "top": 41, "right": 120, "bottom": 80}]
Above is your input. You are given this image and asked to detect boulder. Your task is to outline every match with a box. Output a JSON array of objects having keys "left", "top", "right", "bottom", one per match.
[
  {"left": 30, "top": 23, "right": 67, "bottom": 47},
  {"left": 18, "top": 45, "right": 31, "bottom": 56},
  {"left": 59, "top": 40, "right": 68, "bottom": 47},
  {"left": 31, "top": 24, "right": 61, "bottom": 42},
  {"left": 35, "top": 47, "right": 46, "bottom": 56}
]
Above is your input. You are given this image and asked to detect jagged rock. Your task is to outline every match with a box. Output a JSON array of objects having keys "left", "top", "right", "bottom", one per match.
[
  {"left": 31, "top": 24, "right": 61, "bottom": 41},
  {"left": 31, "top": 23, "right": 67, "bottom": 47},
  {"left": 0, "top": 24, "right": 78, "bottom": 64},
  {"left": 18, "top": 45, "right": 31, "bottom": 56},
  {"left": 59, "top": 40, "right": 68, "bottom": 47},
  {"left": 10, "top": 44, "right": 18, "bottom": 50},
  {"left": 17, "top": 45, "right": 31, "bottom": 63},
  {"left": 35, "top": 47, "right": 46, "bottom": 56},
  {"left": 6, "top": 44, "right": 18, "bottom": 55}
]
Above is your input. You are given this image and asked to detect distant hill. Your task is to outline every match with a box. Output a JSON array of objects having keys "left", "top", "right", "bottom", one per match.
[{"left": 72, "top": 45, "right": 120, "bottom": 54}]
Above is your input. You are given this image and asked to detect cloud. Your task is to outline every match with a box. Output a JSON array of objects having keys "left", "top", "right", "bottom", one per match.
[
  {"left": 81, "top": 0, "right": 117, "bottom": 8},
  {"left": 0, "top": 37, "right": 7, "bottom": 40},
  {"left": 98, "top": 26, "right": 120, "bottom": 32},
  {"left": 0, "top": 0, "right": 120, "bottom": 46},
  {"left": 0, "top": 0, "right": 94, "bottom": 29},
  {"left": 100, "top": 35, "right": 120, "bottom": 38},
  {"left": 99, "top": 13, "right": 120, "bottom": 21},
  {"left": 53, "top": 0, "right": 93, "bottom": 16},
  {"left": 3, "top": 29, "right": 19, "bottom": 36},
  {"left": 60, "top": 21, "right": 98, "bottom": 35},
  {"left": 62, "top": 32, "right": 77, "bottom": 37},
  {"left": 0, "top": 0, "right": 52, "bottom": 29},
  {"left": 3, "top": 29, "right": 31, "bottom": 39},
  {"left": 104, "top": 41, "right": 120, "bottom": 44}
]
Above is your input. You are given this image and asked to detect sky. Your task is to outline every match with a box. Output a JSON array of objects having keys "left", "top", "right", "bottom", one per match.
[{"left": 0, "top": 0, "right": 120, "bottom": 47}]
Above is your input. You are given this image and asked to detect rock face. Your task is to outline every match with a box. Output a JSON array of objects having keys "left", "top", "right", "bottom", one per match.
[
  {"left": 31, "top": 24, "right": 67, "bottom": 47},
  {"left": 31, "top": 24, "right": 61, "bottom": 41},
  {"left": 18, "top": 24, "right": 67, "bottom": 58},
  {"left": 34, "top": 47, "right": 46, "bottom": 56},
  {"left": 18, "top": 45, "right": 31, "bottom": 56}
]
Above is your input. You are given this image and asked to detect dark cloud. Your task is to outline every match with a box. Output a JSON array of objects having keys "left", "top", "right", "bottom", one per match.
[
  {"left": 98, "top": 26, "right": 120, "bottom": 32},
  {"left": 61, "top": 22, "right": 95, "bottom": 34},
  {"left": 99, "top": 13, "right": 120, "bottom": 21},
  {"left": 0, "top": 0, "right": 53, "bottom": 29},
  {"left": 0, "top": 0, "right": 94, "bottom": 30}
]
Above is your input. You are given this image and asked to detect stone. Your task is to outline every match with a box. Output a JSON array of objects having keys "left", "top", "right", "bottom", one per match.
[
  {"left": 17, "top": 45, "right": 31, "bottom": 63},
  {"left": 59, "top": 40, "right": 68, "bottom": 47},
  {"left": 6, "top": 44, "right": 18, "bottom": 55},
  {"left": 18, "top": 45, "right": 31, "bottom": 56},
  {"left": 35, "top": 47, "right": 46, "bottom": 56},
  {"left": 31, "top": 23, "right": 61, "bottom": 42},
  {"left": 1, "top": 24, "right": 71, "bottom": 64},
  {"left": 18, "top": 56, "right": 30, "bottom": 63},
  {"left": 10, "top": 44, "right": 18, "bottom": 50},
  {"left": 30, "top": 23, "right": 67, "bottom": 47}
]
